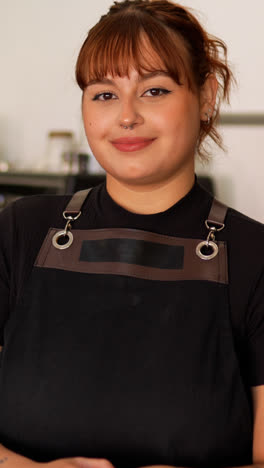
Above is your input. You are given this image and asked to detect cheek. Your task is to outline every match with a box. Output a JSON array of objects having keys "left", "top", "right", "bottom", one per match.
[
  {"left": 82, "top": 106, "right": 91, "bottom": 131},
  {"left": 83, "top": 99, "right": 116, "bottom": 130},
  {"left": 84, "top": 115, "right": 111, "bottom": 140},
  {"left": 166, "top": 99, "right": 200, "bottom": 141},
  {"left": 83, "top": 114, "right": 102, "bottom": 141},
  {"left": 150, "top": 96, "right": 199, "bottom": 133},
  {"left": 155, "top": 101, "right": 200, "bottom": 155},
  {"left": 83, "top": 104, "right": 104, "bottom": 135}
]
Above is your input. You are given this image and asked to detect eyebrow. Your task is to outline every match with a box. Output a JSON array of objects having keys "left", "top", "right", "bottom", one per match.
[{"left": 86, "top": 71, "right": 171, "bottom": 88}]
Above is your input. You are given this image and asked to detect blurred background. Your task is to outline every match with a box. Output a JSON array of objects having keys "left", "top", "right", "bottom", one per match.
[{"left": 0, "top": 0, "right": 263, "bottom": 221}]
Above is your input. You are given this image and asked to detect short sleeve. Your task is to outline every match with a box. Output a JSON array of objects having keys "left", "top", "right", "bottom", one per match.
[
  {"left": 0, "top": 204, "right": 14, "bottom": 345},
  {"left": 245, "top": 267, "right": 264, "bottom": 386}
]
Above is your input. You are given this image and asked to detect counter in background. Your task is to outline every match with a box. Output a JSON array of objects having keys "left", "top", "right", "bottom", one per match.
[
  {"left": 0, "top": 172, "right": 214, "bottom": 209},
  {"left": 0, "top": 172, "right": 106, "bottom": 209}
]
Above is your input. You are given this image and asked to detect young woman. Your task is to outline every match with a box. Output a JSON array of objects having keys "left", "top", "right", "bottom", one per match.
[{"left": 0, "top": 1, "right": 263, "bottom": 468}]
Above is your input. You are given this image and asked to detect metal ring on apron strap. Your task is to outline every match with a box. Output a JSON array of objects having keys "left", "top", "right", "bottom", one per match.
[
  {"left": 52, "top": 230, "right": 74, "bottom": 250},
  {"left": 51, "top": 188, "right": 92, "bottom": 250},
  {"left": 196, "top": 220, "right": 225, "bottom": 261},
  {"left": 196, "top": 240, "right": 219, "bottom": 260},
  {"left": 52, "top": 212, "right": 81, "bottom": 250}
]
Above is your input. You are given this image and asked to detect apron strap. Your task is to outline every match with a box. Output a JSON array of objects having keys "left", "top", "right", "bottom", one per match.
[
  {"left": 64, "top": 188, "right": 92, "bottom": 216},
  {"left": 64, "top": 190, "right": 228, "bottom": 225},
  {"left": 64, "top": 189, "right": 228, "bottom": 227},
  {"left": 207, "top": 198, "right": 228, "bottom": 228},
  {"left": 52, "top": 189, "right": 93, "bottom": 250},
  {"left": 196, "top": 198, "right": 228, "bottom": 261}
]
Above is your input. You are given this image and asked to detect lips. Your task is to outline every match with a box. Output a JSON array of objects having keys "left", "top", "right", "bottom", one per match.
[{"left": 111, "top": 137, "right": 156, "bottom": 152}]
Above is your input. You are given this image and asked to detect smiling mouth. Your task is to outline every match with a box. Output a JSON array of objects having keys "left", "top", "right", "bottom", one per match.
[{"left": 111, "top": 138, "right": 156, "bottom": 152}]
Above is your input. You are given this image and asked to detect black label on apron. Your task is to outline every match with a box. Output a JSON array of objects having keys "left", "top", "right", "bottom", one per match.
[{"left": 79, "top": 238, "right": 184, "bottom": 269}]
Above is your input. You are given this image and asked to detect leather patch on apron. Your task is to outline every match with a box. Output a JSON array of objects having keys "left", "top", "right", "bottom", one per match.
[{"left": 35, "top": 228, "right": 228, "bottom": 284}]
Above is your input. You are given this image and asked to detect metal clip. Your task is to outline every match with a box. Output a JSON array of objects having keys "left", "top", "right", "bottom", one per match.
[
  {"left": 52, "top": 211, "right": 81, "bottom": 250},
  {"left": 63, "top": 211, "right": 82, "bottom": 222},
  {"left": 196, "top": 220, "right": 224, "bottom": 261},
  {"left": 206, "top": 226, "right": 216, "bottom": 245},
  {"left": 205, "top": 220, "right": 225, "bottom": 233}
]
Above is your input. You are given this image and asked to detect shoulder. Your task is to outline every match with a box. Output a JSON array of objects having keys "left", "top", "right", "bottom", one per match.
[
  {"left": 223, "top": 206, "right": 264, "bottom": 270},
  {"left": 8, "top": 193, "right": 71, "bottom": 226},
  {"left": 0, "top": 182, "right": 103, "bottom": 241},
  {"left": 220, "top": 204, "right": 264, "bottom": 317},
  {"left": 216, "top": 201, "right": 264, "bottom": 301},
  {"left": 0, "top": 193, "right": 75, "bottom": 241},
  {"left": 0, "top": 193, "right": 71, "bottom": 218},
  {"left": 0, "top": 194, "right": 72, "bottom": 263},
  {"left": 226, "top": 206, "right": 264, "bottom": 236},
  {"left": 195, "top": 182, "right": 264, "bottom": 242},
  {"left": 217, "top": 202, "right": 264, "bottom": 249},
  {"left": 0, "top": 194, "right": 74, "bottom": 305}
]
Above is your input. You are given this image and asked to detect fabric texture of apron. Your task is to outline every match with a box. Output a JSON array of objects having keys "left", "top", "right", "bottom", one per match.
[{"left": 0, "top": 189, "right": 252, "bottom": 468}]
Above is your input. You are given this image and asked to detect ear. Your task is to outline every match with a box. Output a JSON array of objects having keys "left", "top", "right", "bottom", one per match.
[{"left": 199, "top": 74, "right": 218, "bottom": 122}]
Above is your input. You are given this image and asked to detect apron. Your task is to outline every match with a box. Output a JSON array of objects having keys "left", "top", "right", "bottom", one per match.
[{"left": 0, "top": 189, "right": 252, "bottom": 468}]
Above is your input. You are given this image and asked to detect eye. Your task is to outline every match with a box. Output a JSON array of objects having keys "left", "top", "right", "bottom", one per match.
[
  {"left": 92, "top": 92, "right": 117, "bottom": 101},
  {"left": 143, "top": 88, "right": 171, "bottom": 97}
]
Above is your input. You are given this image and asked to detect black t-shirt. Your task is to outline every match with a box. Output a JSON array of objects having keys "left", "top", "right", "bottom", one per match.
[{"left": 0, "top": 178, "right": 263, "bottom": 392}]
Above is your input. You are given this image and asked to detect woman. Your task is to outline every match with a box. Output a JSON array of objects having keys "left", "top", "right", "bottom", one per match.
[{"left": 0, "top": 1, "right": 263, "bottom": 468}]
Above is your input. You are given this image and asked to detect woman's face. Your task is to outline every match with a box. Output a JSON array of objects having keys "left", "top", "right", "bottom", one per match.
[{"left": 82, "top": 66, "right": 203, "bottom": 188}]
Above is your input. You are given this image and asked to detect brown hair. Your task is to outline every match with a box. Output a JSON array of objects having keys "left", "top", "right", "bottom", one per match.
[{"left": 76, "top": 0, "right": 234, "bottom": 159}]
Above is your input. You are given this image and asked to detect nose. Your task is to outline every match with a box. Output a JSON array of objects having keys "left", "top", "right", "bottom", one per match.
[{"left": 118, "top": 97, "right": 144, "bottom": 129}]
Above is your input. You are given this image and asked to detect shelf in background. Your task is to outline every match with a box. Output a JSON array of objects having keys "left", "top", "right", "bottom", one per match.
[
  {"left": 0, "top": 172, "right": 106, "bottom": 209},
  {"left": 220, "top": 113, "right": 264, "bottom": 126},
  {"left": 0, "top": 172, "right": 214, "bottom": 209}
]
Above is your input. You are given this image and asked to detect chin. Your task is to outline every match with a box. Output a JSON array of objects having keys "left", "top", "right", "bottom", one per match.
[{"left": 108, "top": 167, "right": 169, "bottom": 187}]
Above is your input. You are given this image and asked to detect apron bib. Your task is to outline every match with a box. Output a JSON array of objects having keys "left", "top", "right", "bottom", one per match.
[{"left": 0, "top": 190, "right": 252, "bottom": 468}]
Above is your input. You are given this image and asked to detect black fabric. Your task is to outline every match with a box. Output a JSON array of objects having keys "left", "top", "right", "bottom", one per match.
[
  {"left": 79, "top": 238, "right": 184, "bottom": 269},
  {"left": 0, "top": 178, "right": 263, "bottom": 466},
  {"left": 0, "top": 270, "right": 252, "bottom": 467},
  {"left": 0, "top": 179, "right": 263, "bottom": 387}
]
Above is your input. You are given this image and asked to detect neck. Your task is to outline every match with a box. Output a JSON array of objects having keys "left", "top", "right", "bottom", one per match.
[{"left": 106, "top": 170, "right": 196, "bottom": 215}]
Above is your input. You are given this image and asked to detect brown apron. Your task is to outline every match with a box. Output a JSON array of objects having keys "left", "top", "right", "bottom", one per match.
[{"left": 0, "top": 189, "right": 252, "bottom": 468}]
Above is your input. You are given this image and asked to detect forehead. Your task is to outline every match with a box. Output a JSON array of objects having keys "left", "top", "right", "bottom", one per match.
[{"left": 86, "top": 69, "right": 174, "bottom": 88}]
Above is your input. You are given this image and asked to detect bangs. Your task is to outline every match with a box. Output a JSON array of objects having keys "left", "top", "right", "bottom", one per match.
[{"left": 76, "top": 11, "right": 193, "bottom": 90}]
